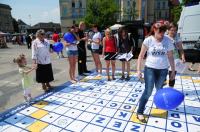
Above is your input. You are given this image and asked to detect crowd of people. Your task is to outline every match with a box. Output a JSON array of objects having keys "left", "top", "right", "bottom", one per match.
[{"left": 13, "top": 20, "right": 199, "bottom": 123}]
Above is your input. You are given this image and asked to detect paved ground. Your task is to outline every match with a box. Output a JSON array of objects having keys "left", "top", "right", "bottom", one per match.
[{"left": 0, "top": 43, "right": 199, "bottom": 113}]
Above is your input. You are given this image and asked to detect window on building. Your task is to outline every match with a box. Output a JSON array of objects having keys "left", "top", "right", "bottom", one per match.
[
  {"left": 72, "top": 1, "right": 75, "bottom": 8},
  {"left": 80, "top": 1, "right": 82, "bottom": 8},
  {"left": 159, "top": 11, "right": 161, "bottom": 18},
  {"left": 163, "top": 2, "right": 165, "bottom": 9},
  {"left": 165, "top": 11, "right": 168, "bottom": 18},
  {"left": 157, "top": 1, "right": 160, "bottom": 9}
]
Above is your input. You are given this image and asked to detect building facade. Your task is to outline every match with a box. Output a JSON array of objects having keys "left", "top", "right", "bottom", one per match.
[
  {"left": 154, "top": 0, "right": 169, "bottom": 21},
  {"left": 59, "top": 0, "right": 170, "bottom": 31},
  {"left": 27, "top": 22, "right": 61, "bottom": 34},
  {"left": 0, "top": 3, "right": 14, "bottom": 33},
  {"left": 18, "top": 19, "right": 30, "bottom": 33},
  {"left": 59, "top": 0, "right": 86, "bottom": 32}
]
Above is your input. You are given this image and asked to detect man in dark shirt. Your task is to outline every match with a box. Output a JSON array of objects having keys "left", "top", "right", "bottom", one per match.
[{"left": 77, "top": 21, "right": 90, "bottom": 76}]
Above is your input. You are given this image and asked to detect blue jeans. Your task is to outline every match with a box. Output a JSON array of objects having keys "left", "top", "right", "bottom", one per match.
[{"left": 137, "top": 66, "right": 168, "bottom": 114}]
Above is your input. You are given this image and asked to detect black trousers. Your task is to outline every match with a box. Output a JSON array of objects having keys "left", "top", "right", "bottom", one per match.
[{"left": 78, "top": 48, "right": 87, "bottom": 75}]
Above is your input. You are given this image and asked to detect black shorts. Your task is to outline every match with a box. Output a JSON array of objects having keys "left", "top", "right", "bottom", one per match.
[
  {"left": 91, "top": 49, "right": 100, "bottom": 54},
  {"left": 104, "top": 52, "right": 116, "bottom": 60}
]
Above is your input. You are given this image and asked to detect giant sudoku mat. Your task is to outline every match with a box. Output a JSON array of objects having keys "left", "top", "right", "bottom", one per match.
[{"left": 0, "top": 70, "right": 200, "bottom": 132}]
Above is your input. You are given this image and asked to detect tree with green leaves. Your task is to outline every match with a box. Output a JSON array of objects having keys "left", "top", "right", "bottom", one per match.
[
  {"left": 83, "top": 0, "right": 118, "bottom": 29},
  {"left": 170, "top": 0, "right": 194, "bottom": 24}
]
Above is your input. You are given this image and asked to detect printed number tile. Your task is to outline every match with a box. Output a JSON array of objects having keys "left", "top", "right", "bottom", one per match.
[
  {"left": 99, "top": 107, "right": 118, "bottom": 117},
  {"left": 27, "top": 120, "right": 48, "bottom": 132},
  {"left": 77, "top": 112, "right": 96, "bottom": 122},
  {"left": 144, "top": 126, "right": 165, "bottom": 132},
  {"left": 33, "top": 101, "right": 49, "bottom": 109},
  {"left": 63, "top": 100, "right": 79, "bottom": 108},
  {"left": 53, "top": 106, "right": 71, "bottom": 114},
  {"left": 114, "top": 110, "right": 132, "bottom": 121},
  {"left": 73, "top": 102, "right": 91, "bottom": 111},
  {"left": 89, "top": 92, "right": 102, "bottom": 98},
  {"left": 0, "top": 122, "right": 12, "bottom": 131},
  {"left": 52, "top": 116, "right": 74, "bottom": 128},
  {"left": 106, "top": 118, "right": 128, "bottom": 131},
  {"left": 185, "top": 106, "right": 200, "bottom": 115},
  {"left": 94, "top": 99, "right": 109, "bottom": 107},
  {"left": 106, "top": 101, "right": 122, "bottom": 109},
  {"left": 100, "top": 94, "right": 114, "bottom": 101},
  {"left": 116, "top": 91, "right": 130, "bottom": 97},
  {"left": 91, "top": 115, "right": 111, "bottom": 127},
  {"left": 120, "top": 104, "right": 136, "bottom": 112},
  {"left": 168, "top": 111, "right": 186, "bottom": 122},
  {"left": 15, "top": 116, "right": 36, "bottom": 128},
  {"left": 85, "top": 105, "right": 103, "bottom": 114},
  {"left": 166, "top": 119, "right": 187, "bottom": 132},
  {"left": 82, "top": 124, "right": 104, "bottom": 132},
  {"left": 20, "top": 106, "right": 39, "bottom": 115},
  {"left": 52, "top": 98, "right": 68, "bottom": 105},
  {"left": 2, "top": 125, "right": 23, "bottom": 132},
  {"left": 150, "top": 108, "right": 168, "bottom": 119},
  {"left": 130, "top": 113, "right": 148, "bottom": 124},
  {"left": 111, "top": 96, "right": 126, "bottom": 103},
  {"left": 41, "top": 125, "right": 62, "bottom": 132},
  {"left": 64, "top": 109, "right": 83, "bottom": 119},
  {"left": 124, "top": 97, "right": 138, "bottom": 105},
  {"left": 66, "top": 120, "right": 88, "bottom": 131},
  {"left": 81, "top": 97, "right": 97, "bottom": 104},
  {"left": 103, "top": 128, "right": 120, "bottom": 132},
  {"left": 30, "top": 109, "right": 48, "bottom": 119},
  {"left": 185, "top": 100, "right": 200, "bottom": 107},
  {"left": 147, "top": 116, "right": 166, "bottom": 129},
  {"left": 186, "top": 114, "right": 200, "bottom": 125},
  {"left": 71, "top": 95, "right": 86, "bottom": 102},
  {"left": 42, "top": 103, "right": 59, "bottom": 111},
  {"left": 4, "top": 113, "right": 26, "bottom": 124},
  {"left": 40, "top": 112, "right": 61, "bottom": 123},
  {"left": 61, "top": 93, "right": 75, "bottom": 100},
  {"left": 187, "top": 123, "right": 200, "bottom": 132},
  {"left": 43, "top": 96, "right": 58, "bottom": 102},
  {"left": 124, "top": 122, "right": 145, "bottom": 132}
]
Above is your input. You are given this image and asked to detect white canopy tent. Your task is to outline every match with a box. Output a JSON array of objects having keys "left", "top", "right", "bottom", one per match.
[{"left": 109, "top": 24, "right": 124, "bottom": 30}]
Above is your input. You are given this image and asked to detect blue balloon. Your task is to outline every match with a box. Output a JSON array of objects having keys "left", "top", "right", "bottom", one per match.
[
  {"left": 53, "top": 42, "right": 63, "bottom": 52},
  {"left": 154, "top": 88, "right": 184, "bottom": 110},
  {"left": 63, "top": 32, "right": 76, "bottom": 43}
]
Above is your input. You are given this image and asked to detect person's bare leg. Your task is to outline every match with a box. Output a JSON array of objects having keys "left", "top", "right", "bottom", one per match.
[
  {"left": 120, "top": 61, "right": 125, "bottom": 80},
  {"left": 106, "top": 60, "right": 110, "bottom": 80},
  {"left": 111, "top": 60, "right": 116, "bottom": 80}
]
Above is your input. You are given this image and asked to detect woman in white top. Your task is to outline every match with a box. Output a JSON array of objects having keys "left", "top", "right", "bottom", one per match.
[
  {"left": 88, "top": 24, "right": 102, "bottom": 75},
  {"left": 63, "top": 26, "right": 79, "bottom": 83},
  {"left": 167, "top": 23, "right": 185, "bottom": 87},
  {"left": 136, "top": 22, "right": 175, "bottom": 122},
  {"left": 32, "top": 29, "right": 54, "bottom": 92}
]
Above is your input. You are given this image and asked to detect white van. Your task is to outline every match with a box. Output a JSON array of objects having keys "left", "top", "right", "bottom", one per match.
[{"left": 178, "top": 2, "right": 200, "bottom": 62}]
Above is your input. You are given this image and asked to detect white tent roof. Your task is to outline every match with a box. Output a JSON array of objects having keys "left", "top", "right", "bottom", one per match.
[{"left": 109, "top": 24, "right": 124, "bottom": 30}]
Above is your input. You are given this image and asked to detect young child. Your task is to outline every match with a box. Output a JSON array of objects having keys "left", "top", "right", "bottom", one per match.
[{"left": 13, "top": 54, "right": 36, "bottom": 103}]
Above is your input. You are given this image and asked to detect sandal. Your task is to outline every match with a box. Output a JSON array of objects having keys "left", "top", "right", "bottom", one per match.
[
  {"left": 42, "top": 85, "right": 48, "bottom": 92},
  {"left": 136, "top": 114, "right": 147, "bottom": 123}
]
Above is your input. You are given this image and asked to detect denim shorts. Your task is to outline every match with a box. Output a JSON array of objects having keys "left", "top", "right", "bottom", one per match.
[{"left": 66, "top": 50, "right": 78, "bottom": 56}]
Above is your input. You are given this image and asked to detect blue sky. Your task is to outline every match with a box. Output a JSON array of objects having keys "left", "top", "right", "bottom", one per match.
[{"left": 1, "top": 0, "right": 60, "bottom": 26}]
